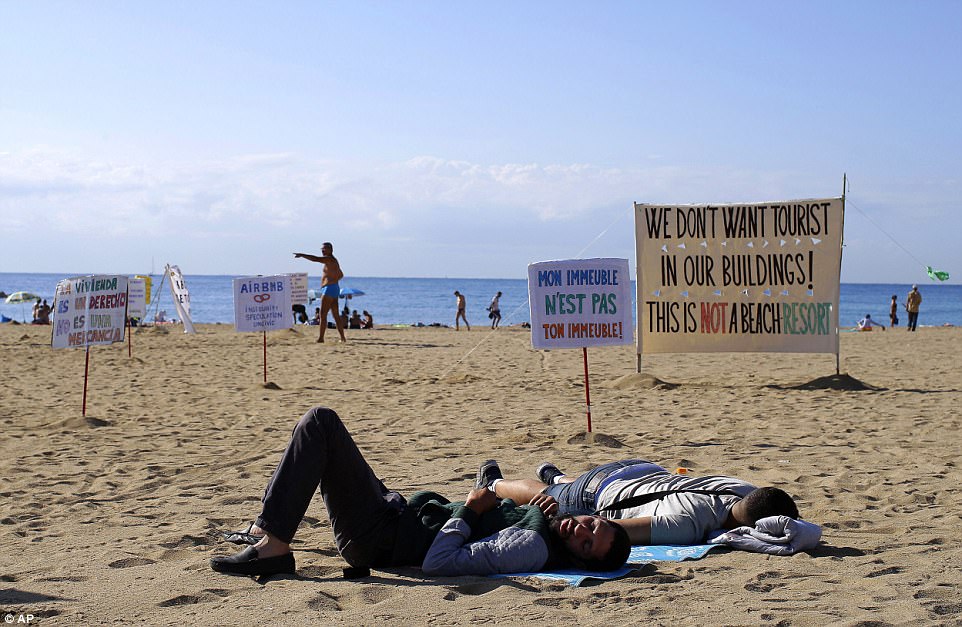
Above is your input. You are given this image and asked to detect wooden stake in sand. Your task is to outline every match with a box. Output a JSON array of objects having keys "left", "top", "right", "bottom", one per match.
[{"left": 582, "top": 347, "right": 592, "bottom": 433}]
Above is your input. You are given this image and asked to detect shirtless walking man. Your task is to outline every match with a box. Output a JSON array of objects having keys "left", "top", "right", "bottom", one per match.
[
  {"left": 294, "top": 242, "right": 347, "bottom": 343},
  {"left": 454, "top": 290, "right": 470, "bottom": 331}
]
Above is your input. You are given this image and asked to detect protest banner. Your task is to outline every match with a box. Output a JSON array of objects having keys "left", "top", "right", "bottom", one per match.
[
  {"left": 233, "top": 275, "right": 293, "bottom": 382},
  {"left": 528, "top": 258, "right": 633, "bottom": 432},
  {"left": 166, "top": 264, "right": 196, "bottom": 334},
  {"left": 51, "top": 274, "right": 129, "bottom": 415},
  {"left": 634, "top": 198, "right": 844, "bottom": 356}
]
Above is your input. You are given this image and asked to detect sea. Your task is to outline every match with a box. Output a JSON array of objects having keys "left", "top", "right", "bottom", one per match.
[{"left": 1, "top": 272, "right": 960, "bottom": 328}]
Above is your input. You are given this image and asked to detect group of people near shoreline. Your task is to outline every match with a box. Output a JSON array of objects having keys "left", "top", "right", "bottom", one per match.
[
  {"left": 452, "top": 290, "right": 503, "bottom": 330},
  {"left": 857, "top": 284, "right": 923, "bottom": 331}
]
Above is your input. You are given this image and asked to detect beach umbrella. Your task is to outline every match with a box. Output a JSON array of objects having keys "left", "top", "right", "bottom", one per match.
[
  {"left": 5, "top": 291, "right": 41, "bottom": 322},
  {"left": 338, "top": 287, "right": 365, "bottom": 298}
]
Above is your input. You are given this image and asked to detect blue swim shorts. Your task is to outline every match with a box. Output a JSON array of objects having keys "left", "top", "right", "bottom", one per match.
[{"left": 321, "top": 283, "right": 340, "bottom": 298}]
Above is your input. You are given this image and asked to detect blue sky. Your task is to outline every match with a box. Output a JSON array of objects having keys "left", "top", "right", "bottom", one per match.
[{"left": 1, "top": 1, "right": 959, "bottom": 283}]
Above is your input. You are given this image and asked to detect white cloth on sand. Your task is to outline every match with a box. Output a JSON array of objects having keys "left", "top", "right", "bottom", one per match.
[{"left": 707, "top": 515, "right": 821, "bottom": 555}]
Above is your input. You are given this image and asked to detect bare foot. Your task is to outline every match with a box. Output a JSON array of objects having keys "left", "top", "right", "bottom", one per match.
[{"left": 252, "top": 533, "right": 291, "bottom": 559}]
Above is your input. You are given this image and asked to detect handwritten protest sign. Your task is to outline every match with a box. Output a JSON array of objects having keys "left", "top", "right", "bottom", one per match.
[
  {"left": 634, "top": 199, "right": 843, "bottom": 354},
  {"left": 233, "top": 275, "right": 293, "bottom": 333},
  {"left": 127, "top": 277, "right": 147, "bottom": 319},
  {"left": 52, "top": 275, "right": 129, "bottom": 349},
  {"left": 528, "top": 258, "right": 633, "bottom": 350}
]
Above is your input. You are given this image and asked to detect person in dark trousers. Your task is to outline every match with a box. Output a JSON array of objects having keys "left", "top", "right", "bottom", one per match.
[
  {"left": 210, "top": 407, "right": 631, "bottom": 577},
  {"left": 905, "top": 285, "right": 922, "bottom": 331}
]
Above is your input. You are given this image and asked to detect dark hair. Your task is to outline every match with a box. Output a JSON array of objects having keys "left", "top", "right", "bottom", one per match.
[
  {"left": 559, "top": 520, "right": 631, "bottom": 572},
  {"left": 322, "top": 242, "right": 333, "bottom": 249},
  {"left": 741, "top": 487, "right": 799, "bottom": 523}
]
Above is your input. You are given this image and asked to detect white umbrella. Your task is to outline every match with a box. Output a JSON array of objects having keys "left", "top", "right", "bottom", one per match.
[{"left": 4, "top": 291, "right": 42, "bottom": 322}]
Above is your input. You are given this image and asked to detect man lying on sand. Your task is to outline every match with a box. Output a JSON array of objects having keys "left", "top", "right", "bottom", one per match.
[
  {"left": 487, "top": 459, "right": 800, "bottom": 546},
  {"left": 210, "top": 407, "right": 630, "bottom": 577}
]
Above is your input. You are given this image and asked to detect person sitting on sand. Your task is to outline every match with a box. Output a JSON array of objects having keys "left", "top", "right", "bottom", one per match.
[
  {"left": 210, "top": 407, "right": 630, "bottom": 577},
  {"left": 857, "top": 314, "right": 885, "bottom": 331},
  {"left": 361, "top": 310, "right": 374, "bottom": 329},
  {"left": 348, "top": 310, "right": 362, "bottom": 330},
  {"left": 486, "top": 460, "right": 799, "bottom": 546}
]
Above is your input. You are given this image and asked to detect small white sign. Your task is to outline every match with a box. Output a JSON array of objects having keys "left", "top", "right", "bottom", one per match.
[
  {"left": 233, "top": 275, "right": 294, "bottom": 333},
  {"left": 127, "top": 277, "right": 147, "bottom": 318},
  {"left": 287, "top": 273, "right": 309, "bottom": 305},
  {"left": 527, "top": 258, "right": 633, "bottom": 350}
]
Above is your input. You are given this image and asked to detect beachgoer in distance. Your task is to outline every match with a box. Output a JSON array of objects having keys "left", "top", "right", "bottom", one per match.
[
  {"left": 38, "top": 300, "right": 51, "bottom": 325},
  {"left": 487, "top": 291, "right": 502, "bottom": 329},
  {"left": 311, "top": 307, "right": 321, "bottom": 326},
  {"left": 348, "top": 310, "right": 362, "bottom": 330},
  {"left": 857, "top": 314, "right": 885, "bottom": 331},
  {"left": 487, "top": 459, "right": 800, "bottom": 546},
  {"left": 361, "top": 310, "right": 374, "bottom": 329},
  {"left": 905, "top": 285, "right": 922, "bottom": 332},
  {"left": 209, "top": 407, "right": 630, "bottom": 577},
  {"left": 294, "top": 242, "right": 347, "bottom": 343},
  {"left": 454, "top": 290, "right": 470, "bottom": 331},
  {"left": 889, "top": 295, "right": 899, "bottom": 327}
]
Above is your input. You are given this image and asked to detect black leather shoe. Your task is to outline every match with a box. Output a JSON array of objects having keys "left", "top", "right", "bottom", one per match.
[{"left": 210, "top": 546, "right": 295, "bottom": 576}]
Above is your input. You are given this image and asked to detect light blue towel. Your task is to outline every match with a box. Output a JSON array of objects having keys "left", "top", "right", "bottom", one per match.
[{"left": 491, "top": 544, "right": 719, "bottom": 587}]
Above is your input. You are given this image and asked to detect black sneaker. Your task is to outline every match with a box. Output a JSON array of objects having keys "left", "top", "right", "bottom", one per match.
[
  {"left": 537, "top": 462, "right": 565, "bottom": 485},
  {"left": 476, "top": 460, "right": 503, "bottom": 490}
]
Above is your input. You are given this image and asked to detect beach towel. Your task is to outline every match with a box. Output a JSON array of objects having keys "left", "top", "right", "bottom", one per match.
[
  {"left": 491, "top": 543, "right": 719, "bottom": 587},
  {"left": 707, "top": 515, "right": 822, "bottom": 555}
]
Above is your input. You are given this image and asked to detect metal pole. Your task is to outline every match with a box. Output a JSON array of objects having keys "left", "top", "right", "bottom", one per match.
[
  {"left": 582, "top": 347, "right": 592, "bottom": 433},
  {"left": 263, "top": 331, "right": 268, "bottom": 383}
]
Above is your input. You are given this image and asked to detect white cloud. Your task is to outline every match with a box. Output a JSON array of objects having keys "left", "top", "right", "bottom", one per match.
[{"left": 1, "top": 148, "right": 957, "bottom": 282}]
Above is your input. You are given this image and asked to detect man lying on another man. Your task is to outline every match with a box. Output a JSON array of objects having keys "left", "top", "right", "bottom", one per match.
[{"left": 209, "top": 407, "right": 631, "bottom": 578}]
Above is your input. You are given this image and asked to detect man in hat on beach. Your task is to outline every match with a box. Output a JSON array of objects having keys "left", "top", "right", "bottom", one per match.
[
  {"left": 294, "top": 242, "right": 347, "bottom": 343},
  {"left": 905, "top": 285, "right": 922, "bottom": 332},
  {"left": 210, "top": 407, "right": 631, "bottom": 577},
  {"left": 486, "top": 460, "right": 799, "bottom": 546}
]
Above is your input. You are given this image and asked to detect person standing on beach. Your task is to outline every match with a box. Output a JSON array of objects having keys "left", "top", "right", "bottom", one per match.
[
  {"left": 294, "top": 242, "right": 347, "bottom": 343},
  {"left": 487, "top": 291, "right": 502, "bottom": 329},
  {"left": 905, "top": 285, "right": 922, "bottom": 332},
  {"left": 889, "top": 295, "right": 899, "bottom": 327},
  {"left": 454, "top": 290, "right": 470, "bottom": 330}
]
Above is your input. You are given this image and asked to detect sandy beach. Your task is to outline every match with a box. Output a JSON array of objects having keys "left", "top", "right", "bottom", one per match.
[{"left": 1, "top": 322, "right": 960, "bottom": 625}]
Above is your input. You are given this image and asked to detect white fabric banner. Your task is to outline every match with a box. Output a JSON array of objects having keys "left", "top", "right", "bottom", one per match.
[
  {"left": 634, "top": 198, "right": 843, "bottom": 354},
  {"left": 51, "top": 275, "right": 128, "bottom": 349},
  {"left": 166, "top": 264, "right": 196, "bottom": 334},
  {"left": 233, "top": 275, "right": 294, "bottom": 333},
  {"left": 528, "top": 258, "right": 633, "bottom": 350}
]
